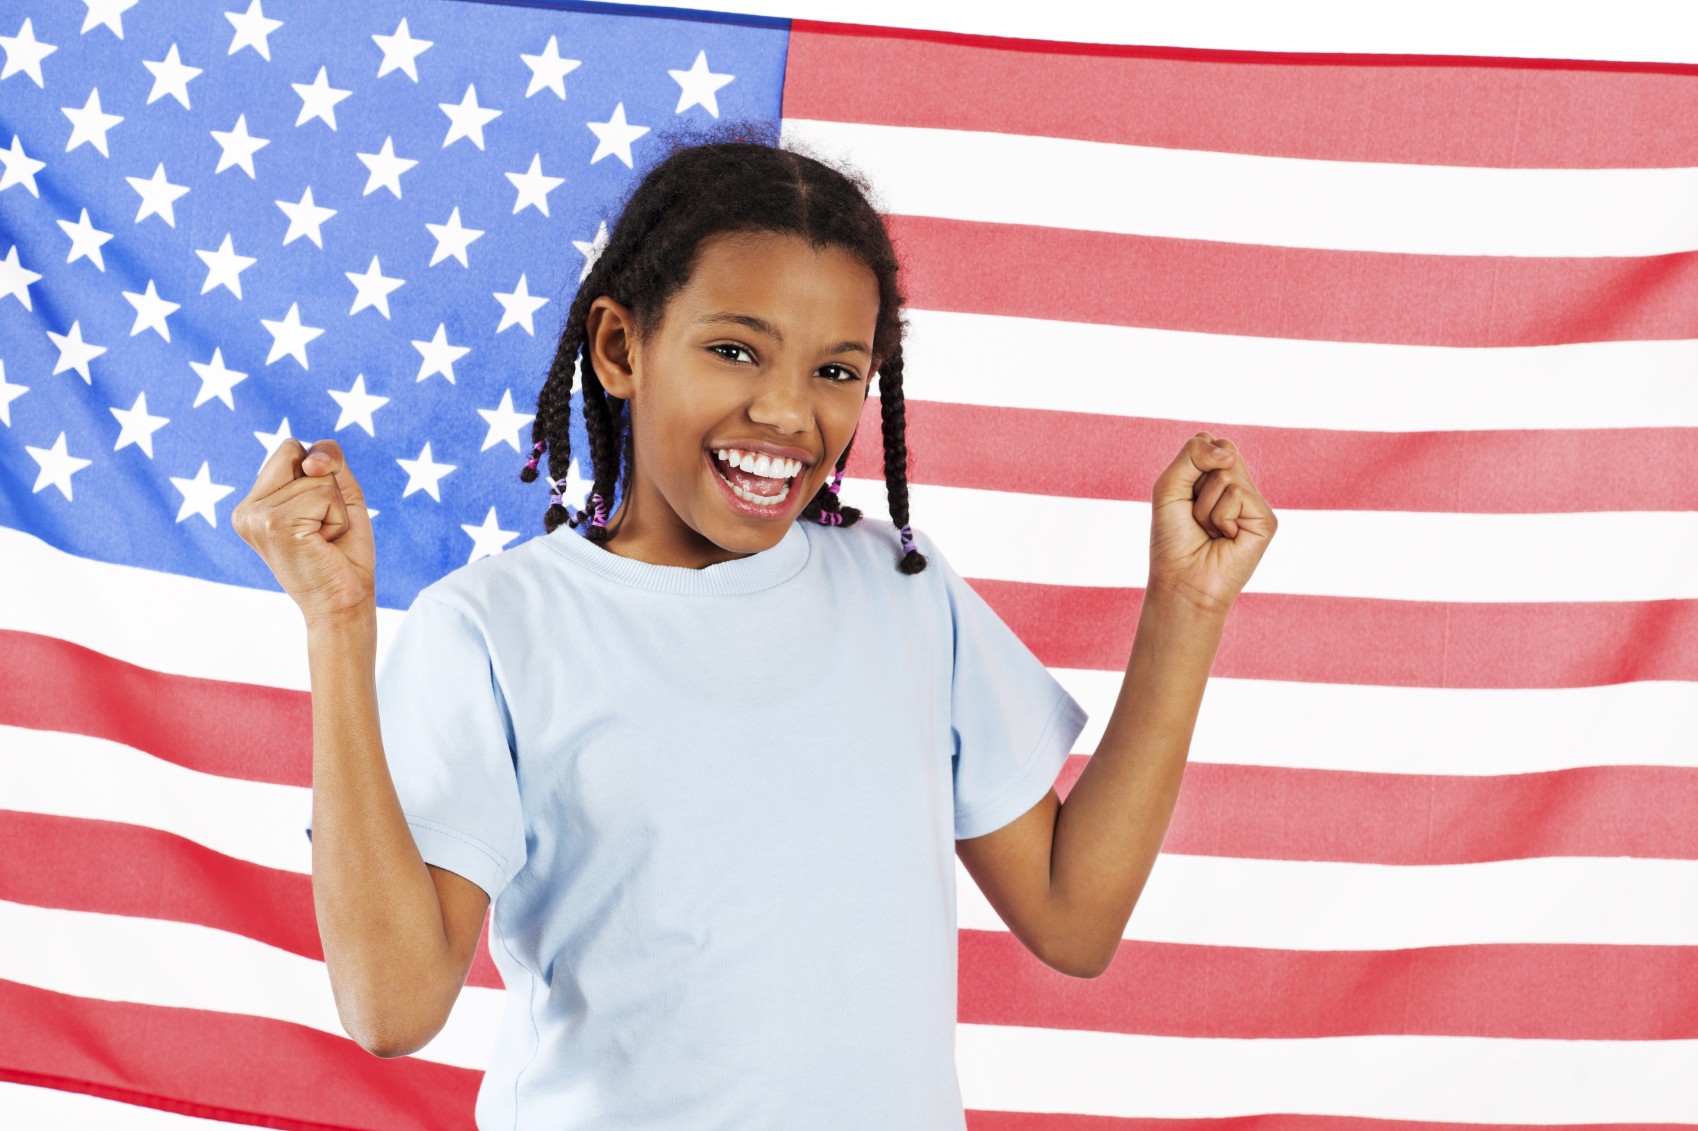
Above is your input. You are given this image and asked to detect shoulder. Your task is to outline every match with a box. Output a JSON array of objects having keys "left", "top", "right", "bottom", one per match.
[
  {"left": 800, "top": 516, "right": 952, "bottom": 597},
  {"left": 409, "top": 529, "right": 567, "bottom": 629}
]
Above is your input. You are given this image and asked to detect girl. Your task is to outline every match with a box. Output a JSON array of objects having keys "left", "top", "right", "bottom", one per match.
[{"left": 236, "top": 131, "right": 1276, "bottom": 1130}]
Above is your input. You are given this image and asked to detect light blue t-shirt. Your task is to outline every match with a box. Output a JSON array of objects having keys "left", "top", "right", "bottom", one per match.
[{"left": 310, "top": 515, "right": 1087, "bottom": 1129}]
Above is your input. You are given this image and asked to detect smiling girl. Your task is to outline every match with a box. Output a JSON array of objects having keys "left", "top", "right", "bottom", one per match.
[{"left": 237, "top": 132, "right": 1277, "bottom": 1130}]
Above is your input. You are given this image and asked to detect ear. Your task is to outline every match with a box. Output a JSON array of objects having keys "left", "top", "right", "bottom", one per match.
[{"left": 585, "top": 295, "right": 639, "bottom": 401}]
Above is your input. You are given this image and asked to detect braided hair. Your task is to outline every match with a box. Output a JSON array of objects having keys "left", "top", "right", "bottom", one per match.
[{"left": 516, "top": 125, "right": 927, "bottom": 575}]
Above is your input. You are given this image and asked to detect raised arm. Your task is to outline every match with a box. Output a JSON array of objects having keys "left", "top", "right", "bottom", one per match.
[
  {"left": 957, "top": 433, "right": 1275, "bottom": 978},
  {"left": 234, "top": 436, "right": 486, "bottom": 1054}
]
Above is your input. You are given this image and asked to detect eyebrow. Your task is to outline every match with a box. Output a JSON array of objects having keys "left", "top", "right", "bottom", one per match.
[{"left": 693, "top": 311, "right": 870, "bottom": 357}]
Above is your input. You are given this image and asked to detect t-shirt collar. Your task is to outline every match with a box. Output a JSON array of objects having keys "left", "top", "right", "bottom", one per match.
[{"left": 541, "top": 519, "right": 810, "bottom": 595}]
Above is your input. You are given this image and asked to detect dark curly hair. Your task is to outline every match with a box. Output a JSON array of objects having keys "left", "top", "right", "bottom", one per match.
[{"left": 516, "top": 123, "right": 927, "bottom": 575}]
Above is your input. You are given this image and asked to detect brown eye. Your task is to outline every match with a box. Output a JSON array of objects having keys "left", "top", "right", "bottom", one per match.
[{"left": 709, "top": 343, "right": 755, "bottom": 364}]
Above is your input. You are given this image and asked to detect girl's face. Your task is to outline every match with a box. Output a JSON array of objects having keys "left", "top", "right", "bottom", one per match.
[{"left": 585, "top": 230, "right": 882, "bottom": 570}]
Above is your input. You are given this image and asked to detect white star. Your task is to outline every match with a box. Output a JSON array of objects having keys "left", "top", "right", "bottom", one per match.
[
  {"left": 170, "top": 460, "right": 237, "bottom": 526},
  {"left": 1, "top": 18, "right": 58, "bottom": 88},
  {"left": 261, "top": 302, "right": 324, "bottom": 369},
  {"left": 344, "top": 255, "right": 403, "bottom": 318},
  {"left": 425, "top": 206, "right": 483, "bottom": 267},
  {"left": 47, "top": 320, "right": 107, "bottom": 382},
  {"left": 110, "top": 390, "right": 170, "bottom": 457},
  {"left": 195, "top": 232, "right": 257, "bottom": 298},
  {"left": 397, "top": 441, "right": 455, "bottom": 501},
  {"left": 276, "top": 185, "right": 335, "bottom": 247},
  {"left": 26, "top": 431, "right": 94, "bottom": 501},
  {"left": 58, "top": 208, "right": 114, "bottom": 270},
  {"left": 254, "top": 417, "right": 294, "bottom": 461},
  {"left": 551, "top": 457, "right": 595, "bottom": 517},
  {"left": 372, "top": 18, "right": 431, "bottom": 81},
  {"left": 226, "top": 0, "right": 282, "bottom": 60},
  {"left": 493, "top": 274, "right": 548, "bottom": 336},
  {"left": 143, "top": 43, "right": 202, "bottom": 108},
  {"left": 190, "top": 347, "right": 249, "bottom": 408},
  {"left": 355, "top": 136, "right": 416, "bottom": 198},
  {"left": 62, "top": 88, "right": 123, "bottom": 157},
  {"left": 463, "top": 506, "right": 519, "bottom": 562},
  {"left": 505, "top": 152, "right": 564, "bottom": 216},
  {"left": 573, "top": 219, "right": 609, "bottom": 282},
  {"left": 412, "top": 323, "right": 469, "bottom": 383},
  {"left": 126, "top": 162, "right": 190, "bottom": 227},
  {"left": 122, "top": 279, "right": 180, "bottom": 340},
  {"left": 0, "top": 244, "right": 41, "bottom": 309},
  {"left": 0, "top": 134, "right": 45, "bottom": 197},
  {"left": 586, "top": 102, "right": 648, "bottom": 168},
  {"left": 477, "top": 388, "right": 535, "bottom": 452},
  {"left": 292, "top": 65, "right": 350, "bottom": 129},
  {"left": 81, "top": 0, "right": 138, "bottom": 39},
  {"left": 0, "top": 359, "right": 28, "bottom": 425},
  {"left": 439, "top": 83, "right": 501, "bottom": 150},
  {"left": 328, "top": 373, "right": 389, "bottom": 435},
  {"left": 211, "top": 113, "right": 270, "bottom": 177},
  {"left": 669, "top": 51, "right": 734, "bottom": 117},
  {"left": 521, "top": 35, "right": 580, "bottom": 99}
]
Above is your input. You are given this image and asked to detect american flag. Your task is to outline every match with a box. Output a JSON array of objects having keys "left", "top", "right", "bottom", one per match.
[{"left": 3, "top": 0, "right": 1695, "bottom": 1127}]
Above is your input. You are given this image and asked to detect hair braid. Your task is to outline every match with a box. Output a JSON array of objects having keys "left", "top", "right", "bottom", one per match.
[
  {"left": 520, "top": 313, "right": 582, "bottom": 535},
  {"left": 875, "top": 349, "right": 927, "bottom": 573}
]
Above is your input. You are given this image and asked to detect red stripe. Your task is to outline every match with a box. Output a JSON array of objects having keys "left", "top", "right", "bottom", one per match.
[
  {"left": 7, "top": 576, "right": 1697, "bottom": 808},
  {"left": 0, "top": 810, "right": 506, "bottom": 991},
  {"left": 786, "top": 23, "right": 1698, "bottom": 166},
  {"left": 959, "top": 932, "right": 1698, "bottom": 1041},
  {"left": 846, "top": 399, "right": 1698, "bottom": 512},
  {"left": 882, "top": 214, "right": 1698, "bottom": 345},
  {"left": 982, "top": 580, "right": 1698, "bottom": 682},
  {"left": 0, "top": 628, "right": 312, "bottom": 787},
  {"left": 0, "top": 978, "right": 480, "bottom": 1131},
  {"left": 1064, "top": 758, "right": 1698, "bottom": 864}
]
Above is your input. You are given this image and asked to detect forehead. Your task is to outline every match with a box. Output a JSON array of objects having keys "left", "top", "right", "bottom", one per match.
[{"left": 669, "top": 231, "right": 880, "bottom": 326}]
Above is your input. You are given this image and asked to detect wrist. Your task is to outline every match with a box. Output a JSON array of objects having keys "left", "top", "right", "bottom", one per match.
[{"left": 1143, "top": 577, "right": 1234, "bottom": 624}]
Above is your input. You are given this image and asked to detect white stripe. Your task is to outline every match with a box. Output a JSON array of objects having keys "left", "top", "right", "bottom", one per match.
[
  {"left": 959, "top": 854, "right": 1698, "bottom": 948},
  {"left": 619, "top": 0, "right": 1698, "bottom": 65},
  {"left": 1055, "top": 669, "right": 1698, "bottom": 773},
  {"left": 0, "top": 1082, "right": 247, "bottom": 1129},
  {"left": 854, "top": 479, "right": 1698, "bottom": 600},
  {"left": 12, "top": 728, "right": 1698, "bottom": 949},
  {"left": 0, "top": 898, "right": 498, "bottom": 1071},
  {"left": 784, "top": 118, "right": 1698, "bottom": 257},
  {"left": 956, "top": 1025, "right": 1698, "bottom": 1121},
  {"left": 7, "top": 513, "right": 1694, "bottom": 674},
  {"left": 1, "top": 725, "right": 311, "bottom": 873},
  {"left": 902, "top": 308, "right": 1698, "bottom": 430},
  {"left": 0, "top": 524, "right": 401, "bottom": 692}
]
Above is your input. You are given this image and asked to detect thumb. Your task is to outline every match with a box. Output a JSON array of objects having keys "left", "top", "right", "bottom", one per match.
[{"left": 1156, "top": 432, "right": 1236, "bottom": 503}]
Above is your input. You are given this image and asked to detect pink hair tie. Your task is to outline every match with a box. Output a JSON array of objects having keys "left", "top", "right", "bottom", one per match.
[
  {"left": 524, "top": 440, "right": 546, "bottom": 472},
  {"left": 589, "top": 493, "right": 608, "bottom": 528}
]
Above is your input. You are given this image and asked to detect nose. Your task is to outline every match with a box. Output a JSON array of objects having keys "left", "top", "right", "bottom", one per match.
[{"left": 745, "top": 368, "right": 815, "bottom": 434}]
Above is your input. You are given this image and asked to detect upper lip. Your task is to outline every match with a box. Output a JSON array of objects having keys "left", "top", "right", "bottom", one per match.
[{"left": 708, "top": 441, "right": 817, "bottom": 468}]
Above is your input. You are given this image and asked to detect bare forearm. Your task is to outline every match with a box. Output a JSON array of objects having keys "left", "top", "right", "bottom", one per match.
[
  {"left": 307, "top": 614, "right": 456, "bottom": 1054},
  {"left": 1047, "top": 585, "right": 1227, "bottom": 975}
]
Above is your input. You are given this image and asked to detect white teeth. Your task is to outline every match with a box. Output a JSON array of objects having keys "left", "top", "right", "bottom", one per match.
[
  {"left": 729, "top": 478, "right": 791, "bottom": 507},
  {"left": 716, "top": 449, "right": 799, "bottom": 480}
]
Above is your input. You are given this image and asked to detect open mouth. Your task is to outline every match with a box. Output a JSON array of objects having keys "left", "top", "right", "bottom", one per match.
[{"left": 707, "top": 450, "right": 798, "bottom": 512}]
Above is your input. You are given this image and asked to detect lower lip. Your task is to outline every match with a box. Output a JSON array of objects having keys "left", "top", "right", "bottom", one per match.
[{"left": 706, "top": 452, "right": 804, "bottom": 522}]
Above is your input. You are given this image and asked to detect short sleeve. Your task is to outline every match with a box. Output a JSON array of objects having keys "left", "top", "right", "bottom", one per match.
[
  {"left": 926, "top": 534, "right": 1089, "bottom": 840},
  {"left": 305, "top": 592, "right": 527, "bottom": 901}
]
